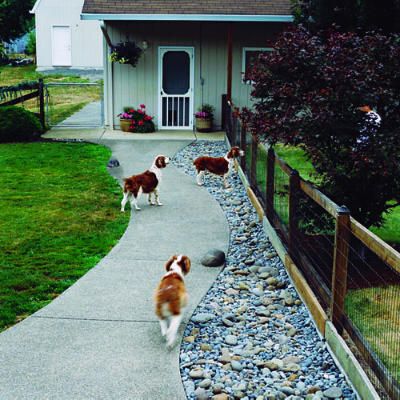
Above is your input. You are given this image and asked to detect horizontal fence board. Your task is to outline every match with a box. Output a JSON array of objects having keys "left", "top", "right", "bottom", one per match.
[
  {"left": 300, "top": 180, "right": 339, "bottom": 218},
  {"left": 0, "top": 90, "right": 39, "bottom": 107},
  {"left": 350, "top": 217, "right": 400, "bottom": 275},
  {"left": 274, "top": 154, "right": 293, "bottom": 176},
  {"left": 285, "top": 254, "right": 327, "bottom": 334}
]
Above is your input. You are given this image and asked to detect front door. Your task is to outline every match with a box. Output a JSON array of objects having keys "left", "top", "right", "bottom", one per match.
[
  {"left": 52, "top": 26, "right": 72, "bottom": 66},
  {"left": 159, "top": 47, "right": 194, "bottom": 129}
]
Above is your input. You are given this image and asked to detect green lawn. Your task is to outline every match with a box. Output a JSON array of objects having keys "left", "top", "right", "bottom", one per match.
[
  {"left": 0, "top": 65, "right": 102, "bottom": 126},
  {"left": 345, "top": 286, "right": 400, "bottom": 382},
  {"left": 250, "top": 143, "right": 400, "bottom": 245},
  {"left": 0, "top": 143, "right": 129, "bottom": 331}
]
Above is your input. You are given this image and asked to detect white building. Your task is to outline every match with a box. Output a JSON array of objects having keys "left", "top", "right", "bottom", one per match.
[{"left": 31, "top": 0, "right": 103, "bottom": 71}]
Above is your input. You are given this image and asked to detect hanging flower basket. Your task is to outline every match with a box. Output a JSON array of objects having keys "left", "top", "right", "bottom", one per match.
[{"left": 109, "top": 41, "right": 143, "bottom": 67}]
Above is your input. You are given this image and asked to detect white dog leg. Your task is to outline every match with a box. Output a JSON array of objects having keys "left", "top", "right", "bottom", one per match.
[
  {"left": 130, "top": 187, "right": 142, "bottom": 210},
  {"left": 154, "top": 188, "right": 163, "bottom": 206},
  {"left": 121, "top": 192, "right": 130, "bottom": 212},
  {"left": 196, "top": 171, "right": 205, "bottom": 186},
  {"left": 148, "top": 192, "right": 156, "bottom": 206},
  {"left": 159, "top": 318, "right": 168, "bottom": 337},
  {"left": 130, "top": 195, "right": 141, "bottom": 211},
  {"left": 223, "top": 172, "right": 230, "bottom": 188},
  {"left": 166, "top": 314, "right": 183, "bottom": 348}
]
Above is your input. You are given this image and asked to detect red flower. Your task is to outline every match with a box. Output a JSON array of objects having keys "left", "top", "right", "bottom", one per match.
[
  {"left": 138, "top": 120, "right": 144, "bottom": 126},
  {"left": 138, "top": 109, "right": 144, "bottom": 114},
  {"left": 144, "top": 115, "right": 152, "bottom": 121},
  {"left": 140, "top": 104, "right": 146, "bottom": 109}
]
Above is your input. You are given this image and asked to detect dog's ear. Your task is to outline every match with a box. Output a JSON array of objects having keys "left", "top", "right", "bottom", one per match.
[
  {"left": 165, "top": 255, "right": 177, "bottom": 271},
  {"left": 155, "top": 156, "right": 167, "bottom": 169},
  {"left": 179, "top": 255, "right": 191, "bottom": 275}
]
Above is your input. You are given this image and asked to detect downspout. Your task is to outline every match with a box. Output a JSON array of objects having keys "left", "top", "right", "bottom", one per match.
[
  {"left": 100, "top": 21, "right": 114, "bottom": 130},
  {"left": 227, "top": 22, "right": 233, "bottom": 102}
]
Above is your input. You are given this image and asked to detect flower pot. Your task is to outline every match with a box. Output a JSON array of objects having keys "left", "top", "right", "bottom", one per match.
[
  {"left": 196, "top": 117, "right": 213, "bottom": 132},
  {"left": 120, "top": 119, "right": 133, "bottom": 132}
]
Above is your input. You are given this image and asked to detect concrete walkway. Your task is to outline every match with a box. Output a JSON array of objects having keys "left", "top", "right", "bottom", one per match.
[
  {"left": 0, "top": 132, "right": 229, "bottom": 399},
  {"left": 55, "top": 101, "right": 102, "bottom": 128}
]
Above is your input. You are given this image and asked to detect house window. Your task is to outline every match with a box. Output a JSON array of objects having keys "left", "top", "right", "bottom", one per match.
[{"left": 242, "top": 47, "right": 272, "bottom": 84}]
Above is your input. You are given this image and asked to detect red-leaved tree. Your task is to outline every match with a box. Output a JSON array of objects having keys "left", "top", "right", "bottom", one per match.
[{"left": 242, "top": 26, "right": 400, "bottom": 227}]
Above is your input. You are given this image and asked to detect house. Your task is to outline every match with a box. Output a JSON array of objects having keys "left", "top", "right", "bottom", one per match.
[
  {"left": 4, "top": 32, "right": 30, "bottom": 55},
  {"left": 81, "top": 1, "right": 293, "bottom": 130},
  {"left": 31, "top": 0, "right": 103, "bottom": 71}
]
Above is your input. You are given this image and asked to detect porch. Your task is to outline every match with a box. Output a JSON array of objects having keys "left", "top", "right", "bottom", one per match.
[{"left": 42, "top": 128, "right": 226, "bottom": 142}]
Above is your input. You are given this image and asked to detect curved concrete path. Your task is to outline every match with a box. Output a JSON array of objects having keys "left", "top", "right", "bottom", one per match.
[{"left": 0, "top": 138, "right": 229, "bottom": 399}]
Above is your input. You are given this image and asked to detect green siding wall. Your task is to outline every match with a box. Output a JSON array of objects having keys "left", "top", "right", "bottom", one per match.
[{"left": 105, "top": 21, "right": 288, "bottom": 129}]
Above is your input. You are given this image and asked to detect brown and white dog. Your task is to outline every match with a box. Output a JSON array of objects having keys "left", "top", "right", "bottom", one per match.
[
  {"left": 154, "top": 254, "right": 191, "bottom": 348},
  {"left": 193, "top": 146, "right": 244, "bottom": 188},
  {"left": 121, "top": 155, "right": 170, "bottom": 212}
]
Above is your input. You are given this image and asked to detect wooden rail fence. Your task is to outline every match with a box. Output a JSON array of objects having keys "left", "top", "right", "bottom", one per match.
[
  {"left": 225, "top": 97, "right": 400, "bottom": 400},
  {"left": 0, "top": 79, "right": 45, "bottom": 130}
]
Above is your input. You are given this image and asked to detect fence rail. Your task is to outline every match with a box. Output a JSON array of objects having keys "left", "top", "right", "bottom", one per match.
[
  {"left": 0, "top": 79, "right": 45, "bottom": 129},
  {"left": 225, "top": 97, "right": 400, "bottom": 400}
]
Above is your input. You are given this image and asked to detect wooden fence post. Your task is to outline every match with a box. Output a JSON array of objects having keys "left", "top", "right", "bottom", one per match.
[
  {"left": 240, "top": 124, "right": 246, "bottom": 171},
  {"left": 289, "top": 170, "right": 300, "bottom": 259},
  {"left": 232, "top": 113, "right": 238, "bottom": 146},
  {"left": 221, "top": 94, "right": 227, "bottom": 130},
  {"left": 38, "top": 78, "right": 45, "bottom": 130},
  {"left": 225, "top": 102, "right": 231, "bottom": 140},
  {"left": 266, "top": 147, "right": 275, "bottom": 221},
  {"left": 250, "top": 135, "right": 257, "bottom": 189},
  {"left": 331, "top": 205, "right": 351, "bottom": 333}
]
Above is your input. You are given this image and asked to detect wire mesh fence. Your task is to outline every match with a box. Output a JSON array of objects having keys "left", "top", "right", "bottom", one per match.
[
  {"left": 44, "top": 82, "right": 103, "bottom": 128},
  {"left": 227, "top": 98, "right": 400, "bottom": 399},
  {"left": 342, "top": 226, "right": 400, "bottom": 400}
]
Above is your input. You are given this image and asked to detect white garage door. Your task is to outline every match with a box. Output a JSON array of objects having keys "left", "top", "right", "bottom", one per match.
[{"left": 52, "top": 26, "right": 71, "bottom": 66}]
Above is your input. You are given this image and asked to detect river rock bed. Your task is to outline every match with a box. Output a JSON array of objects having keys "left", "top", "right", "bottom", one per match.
[{"left": 173, "top": 141, "right": 356, "bottom": 400}]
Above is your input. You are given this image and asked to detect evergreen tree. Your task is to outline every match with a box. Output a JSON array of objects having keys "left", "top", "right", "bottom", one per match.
[
  {"left": 0, "top": 0, "right": 35, "bottom": 43},
  {"left": 292, "top": 0, "right": 400, "bottom": 32}
]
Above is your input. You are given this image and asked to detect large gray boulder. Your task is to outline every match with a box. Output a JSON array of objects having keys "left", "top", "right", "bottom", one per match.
[{"left": 201, "top": 249, "right": 226, "bottom": 267}]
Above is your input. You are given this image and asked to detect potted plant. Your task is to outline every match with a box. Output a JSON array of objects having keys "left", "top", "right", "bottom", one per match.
[
  {"left": 118, "top": 104, "right": 156, "bottom": 133},
  {"left": 195, "top": 104, "right": 215, "bottom": 132},
  {"left": 109, "top": 41, "right": 143, "bottom": 67}
]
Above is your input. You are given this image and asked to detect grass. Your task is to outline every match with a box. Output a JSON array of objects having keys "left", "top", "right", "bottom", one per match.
[
  {"left": 247, "top": 142, "right": 400, "bottom": 244},
  {"left": 345, "top": 286, "right": 400, "bottom": 382},
  {"left": 0, "top": 142, "right": 129, "bottom": 332},
  {"left": 0, "top": 65, "right": 102, "bottom": 126}
]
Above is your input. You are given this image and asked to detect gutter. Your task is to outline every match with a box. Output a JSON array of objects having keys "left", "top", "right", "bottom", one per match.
[{"left": 81, "top": 13, "right": 293, "bottom": 23}]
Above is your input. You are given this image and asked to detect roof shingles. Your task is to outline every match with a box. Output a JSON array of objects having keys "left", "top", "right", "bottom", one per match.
[{"left": 82, "top": 0, "right": 292, "bottom": 16}]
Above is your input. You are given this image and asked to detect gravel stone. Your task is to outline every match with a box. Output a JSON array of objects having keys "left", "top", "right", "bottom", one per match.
[
  {"left": 174, "top": 141, "right": 355, "bottom": 400},
  {"left": 323, "top": 387, "right": 343, "bottom": 398}
]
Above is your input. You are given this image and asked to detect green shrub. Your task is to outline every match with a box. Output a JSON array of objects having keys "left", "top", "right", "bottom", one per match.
[{"left": 0, "top": 106, "right": 42, "bottom": 142}]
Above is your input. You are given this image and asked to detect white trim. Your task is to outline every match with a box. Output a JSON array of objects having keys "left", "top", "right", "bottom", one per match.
[
  {"left": 81, "top": 13, "right": 293, "bottom": 22},
  {"left": 158, "top": 46, "right": 195, "bottom": 130},
  {"left": 30, "top": 0, "right": 43, "bottom": 13},
  {"left": 242, "top": 47, "right": 272, "bottom": 84}
]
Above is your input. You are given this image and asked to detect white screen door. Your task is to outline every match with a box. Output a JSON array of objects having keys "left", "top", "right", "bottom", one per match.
[
  {"left": 159, "top": 47, "right": 194, "bottom": 129},
  {"left": 52, "top": 26, "right": 72, "bottom": 66}
]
